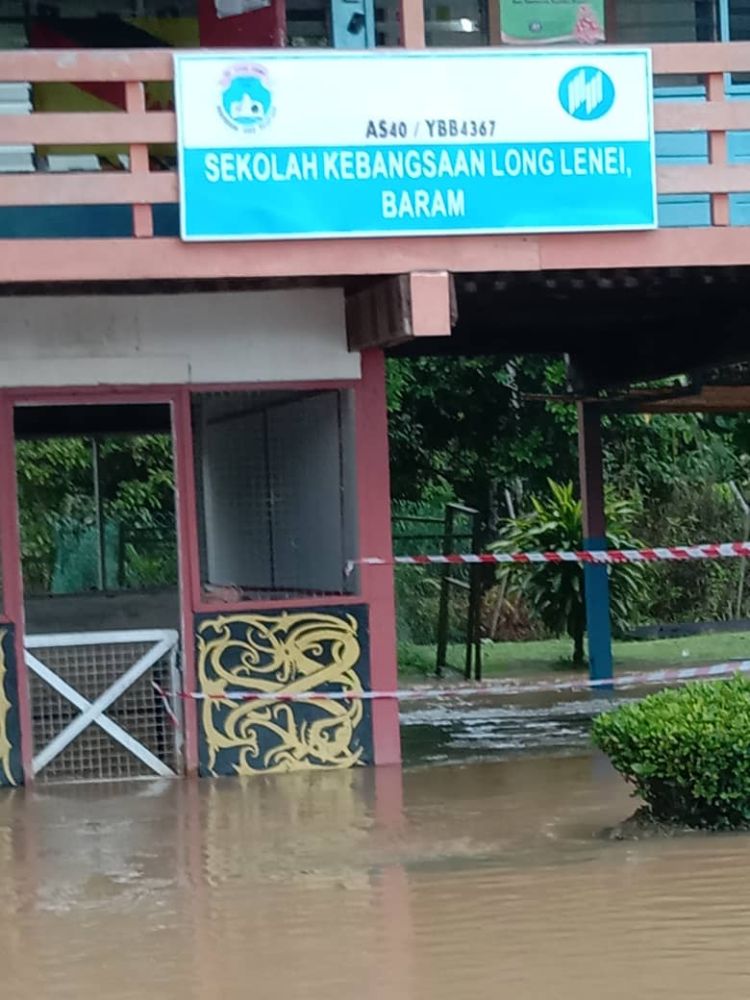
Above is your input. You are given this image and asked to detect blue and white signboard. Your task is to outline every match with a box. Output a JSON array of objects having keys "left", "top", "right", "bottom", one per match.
[{"left": 173, "top": 49, "right": 656, "bottom": 241}]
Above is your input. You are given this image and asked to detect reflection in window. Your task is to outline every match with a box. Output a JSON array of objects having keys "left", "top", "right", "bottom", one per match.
[
  {"left": 373, "top": 0, "right": 488, "bottom": 45},
  {"left": 730, "top": 0, "right": 750, "bottom": 37},
  {"left": 424, "top": 0, "right": 487, "bottom": 44},
  {"left": 615, "top": 0, "right": 718, "bottom": 42}
]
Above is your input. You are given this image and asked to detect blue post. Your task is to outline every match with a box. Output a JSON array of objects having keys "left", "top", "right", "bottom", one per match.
[
  {"left": 330, "top": 0, "right": 376, "bottom": 48},
  {"left": 577, "top": 402, "right": 613, "bottom": 683},
  {"left": 583, "top": 538, "right": 613, "bottom": 682}
]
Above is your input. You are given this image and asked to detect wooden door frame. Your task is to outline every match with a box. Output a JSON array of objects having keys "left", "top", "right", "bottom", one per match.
[{"left": 0, "top": 385, "right": 200, "bottom": 780}]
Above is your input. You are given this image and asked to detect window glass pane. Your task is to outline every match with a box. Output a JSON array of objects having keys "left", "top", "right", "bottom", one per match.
[
  {"left": 425, "top": 0, "right": 488, "bottom": 44},
  {"left": 616, "top": 0, "right": 717, "bottom": 42},
  {"left": 288, "top": 0, "right": 330, "bottom": 44},
  {"left": 728, "top": 0, "right": 750, "bottom": 86},
  {"left": 730, "top": 0, "right": 750, "bottom": 37},
  {"left": 615, "top": 0, "right": 718, "bottom": 90}
]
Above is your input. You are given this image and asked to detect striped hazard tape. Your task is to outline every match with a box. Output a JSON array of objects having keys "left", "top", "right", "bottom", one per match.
[
  {"left": 151, "top": 680, "right": 181, "bottom": 729},
  {"left": 349, "top": 541, "right": 750, "bottom": 570},
  {"left": 153, "top": 659, "right": 750, "bottom": 713}
]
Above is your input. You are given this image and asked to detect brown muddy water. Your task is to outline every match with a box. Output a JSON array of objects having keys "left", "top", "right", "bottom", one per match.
[{"left": 2, "top": 691, "right": 750, "bottom": 999}]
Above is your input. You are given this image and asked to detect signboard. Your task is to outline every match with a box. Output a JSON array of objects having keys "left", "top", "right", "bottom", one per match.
[
  {"left": 500, "top": 0, "right": 605, "bottom": 45},
  {"left": 174, "top": 49, "right": 656, "bottom": 242}
]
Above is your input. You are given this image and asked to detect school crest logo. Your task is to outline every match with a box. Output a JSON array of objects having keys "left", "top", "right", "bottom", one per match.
[{"left": 218, "top": 63, "right": 274, "bottom": 132}]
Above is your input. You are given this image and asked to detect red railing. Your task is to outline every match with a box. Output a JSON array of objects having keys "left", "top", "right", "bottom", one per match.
[
  {"left": 650, "top": 43, "right": 750, "bottom": 228},
  {"left": 2, "top": 43, "right": 750, "bottom": 278},
  {"left": 1, "top": 51, "right": 175, "bottom": 238}
]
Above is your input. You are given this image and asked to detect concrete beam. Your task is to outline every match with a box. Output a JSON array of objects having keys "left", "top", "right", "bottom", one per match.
[{"left": 346, "top": 271, "right": 455, "bottom": 351}]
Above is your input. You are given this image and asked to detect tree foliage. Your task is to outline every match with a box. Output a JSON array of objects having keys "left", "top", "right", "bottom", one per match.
[
  {"left": 386, "top": 356, "right": 577, "bottom": 518},
  {"left": 388, "top": 355, "right": 750, "bottom": 515},
  {"left": 388, "top": 354, "right": 750, "bottom": 638},
  {"left": 16, "top": 434, "right": 175, "bottom": 592}
]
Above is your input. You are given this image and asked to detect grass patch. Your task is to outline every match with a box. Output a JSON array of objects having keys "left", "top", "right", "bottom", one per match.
[{"left": 399, "top": 630, "right": 750, "bottom": 681}]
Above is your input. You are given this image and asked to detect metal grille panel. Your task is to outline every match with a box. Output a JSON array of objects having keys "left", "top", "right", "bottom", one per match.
[{"left": 27, "top": 632, "right": 180, "bottom": 783}]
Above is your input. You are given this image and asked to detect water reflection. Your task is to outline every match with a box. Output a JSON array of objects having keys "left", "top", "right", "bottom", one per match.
[
  {"left": 400, "top": 689, "right": 637, "bottom": 765},
  {"left": 0, "top": 725, "right": 749, "bottom": 998}
]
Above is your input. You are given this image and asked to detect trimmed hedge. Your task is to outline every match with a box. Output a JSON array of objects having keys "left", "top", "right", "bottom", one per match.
[{"left": 592, "top": 676, "right": 750, "bottom": 830}]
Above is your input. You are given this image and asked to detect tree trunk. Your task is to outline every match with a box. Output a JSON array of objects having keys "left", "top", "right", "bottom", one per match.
[{"left": 571, "top": 622, "right": 586, "bottom": 666}]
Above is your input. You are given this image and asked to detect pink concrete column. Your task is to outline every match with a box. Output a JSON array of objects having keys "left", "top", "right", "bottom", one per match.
[
  {"left": 399, "top": 0, "right": 426, "bottom": 47},
  {"left": 0, "top": 395, "right": 33, "bottom": 781},
  {"left": 355, "top": 350, "right": 401, "bottom": 765}
]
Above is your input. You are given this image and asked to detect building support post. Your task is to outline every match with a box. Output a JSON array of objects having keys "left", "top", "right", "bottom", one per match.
[
  {"left": 399, "top": 0, "right": 425, "bottom": 47},
  {"left": 577, "top": 401, "right": 613, "bottom": 682},
  {"left": 356, "top": 350, "right": 401, "bottom": 765}
]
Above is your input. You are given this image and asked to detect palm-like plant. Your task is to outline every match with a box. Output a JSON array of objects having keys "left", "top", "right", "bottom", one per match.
[{"left": 491, "top": 480, "right": 644, "bottom": 665}]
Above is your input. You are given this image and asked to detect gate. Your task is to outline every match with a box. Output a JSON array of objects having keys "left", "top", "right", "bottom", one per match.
[
  {"left": 392, "top": 502, "right": 484, "bottom": 679},
  {"left": 25, "top": 629, "right": 181, "bottom": 781}
]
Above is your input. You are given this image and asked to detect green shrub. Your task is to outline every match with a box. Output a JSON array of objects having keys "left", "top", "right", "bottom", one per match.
[
  {"left": 492, "top": 480, "right": 643, "bottom": 665},
  {"left": 592, "top": 676, "right": 750, "bottom": 830}
]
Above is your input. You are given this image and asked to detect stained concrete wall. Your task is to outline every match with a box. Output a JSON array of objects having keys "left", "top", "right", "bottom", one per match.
[
  {"left": 25, "top": 589, "right": 179, "bottom": 635},
  {"left": 0, "top": 288, "right": 357, "bottom": 387}
]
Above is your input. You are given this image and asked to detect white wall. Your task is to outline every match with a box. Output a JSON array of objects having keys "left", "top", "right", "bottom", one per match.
[
  {"left": 0, "top": 288, "right": 358, "bottom": 387},
  {"left": 25, "top": 589, "right": 180, "bottom": 634}
]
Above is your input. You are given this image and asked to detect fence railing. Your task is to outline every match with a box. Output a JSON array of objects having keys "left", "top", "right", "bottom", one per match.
[
  {"left": 393, "top": 502, "right": 484, "bottom": 679},
  {"left": 2, "top": 43, "right": 750, "bottom": 261}
]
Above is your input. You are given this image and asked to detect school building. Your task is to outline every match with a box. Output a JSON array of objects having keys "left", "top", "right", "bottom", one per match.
[{"left": 0, "top": 0, "right": 749, "bottom": 783}]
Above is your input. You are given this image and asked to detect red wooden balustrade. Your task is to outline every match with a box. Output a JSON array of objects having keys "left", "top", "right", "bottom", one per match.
[{"left": 1, "top": 44, "right": 750, "bottom": 280}]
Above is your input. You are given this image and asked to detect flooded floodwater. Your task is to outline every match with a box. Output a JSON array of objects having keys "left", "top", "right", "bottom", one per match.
[
  {"left": 2, "top": 693, "right": 750, "bottom": 999},
  {"left": 400, "top": 688, "right": 622, "bottom": 764}
]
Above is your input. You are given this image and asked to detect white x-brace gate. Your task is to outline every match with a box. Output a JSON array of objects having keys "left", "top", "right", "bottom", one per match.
[{"left": 25, "top": 629, "right": 181, "bottom": 779}]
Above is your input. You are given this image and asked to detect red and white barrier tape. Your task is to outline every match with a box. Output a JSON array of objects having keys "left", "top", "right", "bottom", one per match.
[
  {"left": 349, "top": 541, "right": 750, "bottom": 571},
  {"left": 158, "top": 659, "right": 750, "bottom": 706},
  {"left": 151, "top": 680, "right": 181, "bottom": 729}
]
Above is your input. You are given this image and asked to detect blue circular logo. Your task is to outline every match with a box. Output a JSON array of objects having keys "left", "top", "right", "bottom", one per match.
[
  {"left": 558, "top": 66, "right": 615, "bottom": 121},
  {"left": 218, "top": 64, "right": 274, "bottom": 132}
]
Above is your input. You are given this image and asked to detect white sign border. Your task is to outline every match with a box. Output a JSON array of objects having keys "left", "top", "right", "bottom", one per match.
[{"left": 173, "top": 47, "right": 658, "bottom": 243}]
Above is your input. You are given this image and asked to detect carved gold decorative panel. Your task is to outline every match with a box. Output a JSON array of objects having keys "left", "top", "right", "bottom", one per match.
[
  {"left": 0, "top": 628, "right": 22, "bottom": 787},
  {"left": 196, "top": 607, "right": 372, "bottom": 776}
]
